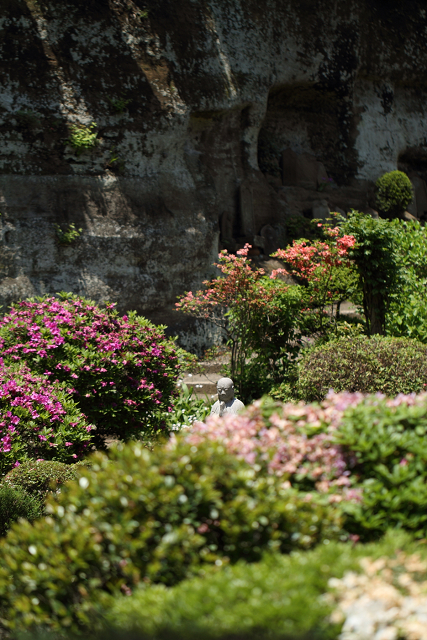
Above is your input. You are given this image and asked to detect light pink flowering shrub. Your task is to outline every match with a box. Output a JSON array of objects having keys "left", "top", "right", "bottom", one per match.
[
  {"left": 0, "top": 364, "right": 92, "bottom": 476},
  {"left": 187, "top": 393, "right": 364, "bottom": 502},
  {"left": 0, "top": 293, "right": 179, "bottom": 446}
]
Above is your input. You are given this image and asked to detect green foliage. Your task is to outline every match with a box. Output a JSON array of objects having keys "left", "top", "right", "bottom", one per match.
[
  {"left": 101, "top": 532, "right": 417, "bottom": 640},
  {"left": 54, "top": 223, "right": 82, "bottom": 245},
  {"left": 67, "top": 122, "right": 98, "bottom": 154},
  {"left": 336, "top": 395, "right": 427, "bottom": 538},
  {"left": 224, "top": 279, "right": 304, "bottom": 402},
  {"left": 375, "top": 170, "right": 413, "bottom": 218},
  {"left": 166, "top": 383, "right": 210, "bottom": 431},
  {"left": 343, "top": 210, "right": 401, "bottom": 335},
  {"left": 0, "top": 485, "right": 43, "bottom": 538},
  {"left": 1, "top": 461, "right": 82, "bottom": 498},
  {"left": 0, "top": 439, "right": 341, "bottom": 633},
  {"left": 177, "top": 246, "right": 305, "bottom": 403},
  {"left": 385, "top": 219, "right": 427, "bottom": 342},
  {"left": 295, "top": 335, "right": 427, "bottom": 402},
  {"left": 108, "top": 97, "right": 131, "bottom": 114}
]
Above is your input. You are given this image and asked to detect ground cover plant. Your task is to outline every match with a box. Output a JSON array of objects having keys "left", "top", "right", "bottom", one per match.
[
  {"left": 0, "top": 294, "right": 180, "bottom": 446},
  {"left": 0, "top": 363, "right": 93, "bottom": 475},
  {"left": 0, "top": 437, "right": 341, "bottom": 633},
  {"left": 295, "top": 335, "right": 427, "bottom": 401}
]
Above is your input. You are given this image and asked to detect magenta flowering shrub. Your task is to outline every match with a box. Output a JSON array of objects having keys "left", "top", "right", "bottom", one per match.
[
  {"left": 187, "top": 393, "right": 363, "bottom": 502},
  {"left": 0, "top": 294, "right": 179, "bottom": 445},
  {"left": 0, "top": 364, "right": 92, "bottom": 476}
]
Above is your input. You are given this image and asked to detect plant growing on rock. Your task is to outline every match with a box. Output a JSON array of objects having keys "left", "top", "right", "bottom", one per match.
[
  {"left": 0, "top": 364, "right": 93, "bottom": 476},
  {"left": 375, "top": 170, "right": 413, "bottom": 219},
  {"left": 0, "top": 294, "right": 179, "bottom": 446},
  {"left": 54, "top": 223, "right": 82, "bottom": 245},
  {"left": 66, "top": 122, "right": 98, "bottom": 154}
]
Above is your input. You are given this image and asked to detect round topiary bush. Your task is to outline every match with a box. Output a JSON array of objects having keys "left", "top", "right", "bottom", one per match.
[
  {"left": 295, "top": 335, "right": 427, "bottom": 401},
  {"left": 0, "top": 294, "right": 180, "bottom": 445},
  {"left": 0, "top": 364, "right": 93, "bottom": 476},
  {"left": 375, "top": 170, "right": 413, "bottom": 218},
  {"left": 0, "top": 438, "right": 341, "bottom": 633},
  {"left": 1, "top": 460, "right": 84, "bottom": 497}
]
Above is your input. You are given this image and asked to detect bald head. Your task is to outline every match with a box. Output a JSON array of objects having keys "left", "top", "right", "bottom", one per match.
[{"left": 217, "top": 377, "right": 235, "bottom": 403}]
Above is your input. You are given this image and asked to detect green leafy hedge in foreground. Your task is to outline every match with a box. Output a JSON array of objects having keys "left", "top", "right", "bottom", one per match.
[
  {"left": 19, "top": 531, "right": 422, "bottom": 640},
  {"left": 0, "top": 439, "right": 341, "bottom": 634}
]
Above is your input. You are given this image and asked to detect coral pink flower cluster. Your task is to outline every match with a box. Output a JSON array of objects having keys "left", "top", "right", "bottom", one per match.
[
  {"left": 187, "top": 392, "right": 366, "bottom": 503},
  {"left": 0, "top": 364, "right": 92, "bottom": 474},
  {"left": 270, "top": 226, "right": 356, "bottom": 282},
  {"left": 176, "top": 244, "right": 283, "bottom": 318}
]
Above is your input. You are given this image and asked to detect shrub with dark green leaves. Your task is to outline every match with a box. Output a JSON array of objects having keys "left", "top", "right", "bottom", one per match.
[
  {"left": 295, "top": 335, "right": 427, "bottom": 402},
  {"left": 335, "top": 393, "right": 427, "bottom": 538},
  {"left": 1, "top": 460, "right": 84, "bottom": 498},
  {"left": 0, "top": 485, "right": 43, "bottom": 537},
  {"left": 0, "top": 438, "right": 342, "bottom": 633},
  {"left": 375, "top": 170, "right": 413, "bottom": 218}
]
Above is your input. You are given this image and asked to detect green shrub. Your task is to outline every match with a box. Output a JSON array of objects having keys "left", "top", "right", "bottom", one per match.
[
  {"left": 1, "top": 460, "right": 83, "bottom": 498},
  {"left": 375, "top": 170, "right": 413, "bottom": 218},
  {"left": 100, "top": 531, "right": 423, "bottom": 640},
  {"left": 0, "top": 439, "right": 342, "bottom": 633},
  {"left": 336, "top": 393, "right": 427, "bottom": 538},
  {"left": 0, "top": 485, "right": 43, "bottom": 537},
  {"left": 295, "top": 335, "right": 427, "bottom": 401}
]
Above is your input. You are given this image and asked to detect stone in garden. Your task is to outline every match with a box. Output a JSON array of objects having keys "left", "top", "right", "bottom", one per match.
[
  {"left": 311, "top": 199, "right": 330, "bottom": 220},
  {"left": 210, "top": 377, "right": 245, "bottom": 417}
]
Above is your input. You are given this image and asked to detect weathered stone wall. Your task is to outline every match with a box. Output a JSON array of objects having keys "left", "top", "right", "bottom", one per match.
[{"left": 1, "top": 0, "right": 427, "bottom": 341}]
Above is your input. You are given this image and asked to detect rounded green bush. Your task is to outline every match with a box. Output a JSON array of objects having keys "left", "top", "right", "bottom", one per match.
[
  {"left": 1, "top": 460, "right": 84, "bottom": 498},
  {"left": 0, "top": 438, "right": 341, "bottom": 633},
  {"left": 375, "top": 170, "right": 413, "bottom": 218},
  {"left": 0, "top": 485, "right": 43, "bottom": 537},
  {"left": 295, "top": 335, "right": 427, "bottom": 401}
]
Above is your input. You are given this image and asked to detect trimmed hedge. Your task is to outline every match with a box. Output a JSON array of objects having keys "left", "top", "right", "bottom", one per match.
[
  {"left": 1, "top": 460, "right": 84, "bottom": 497},
  {"left": 0, "top": 485, "right": 43, "bottom": 537},
  {"left": 295, "top": 335, "right": 427, "bottom": 401},
  {"left": 375, "top": 170, "right": 413, "bottom": 218},
  {"left": 0, "top": 438, "right": 342, "bottom": 633}
]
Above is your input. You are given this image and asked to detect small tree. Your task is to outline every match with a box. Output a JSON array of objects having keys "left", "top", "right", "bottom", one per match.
[
  {"left": 343, "top": 211, "right": 401, "bottom": 335},
  {"left": 271, "top": 224, "right": 357, "bottom": 334},
  {"left": 176, "top": 245, "right": 303, "bottom": 402}
]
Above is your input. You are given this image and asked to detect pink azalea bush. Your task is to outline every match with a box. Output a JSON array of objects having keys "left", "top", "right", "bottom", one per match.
[
  {"left": 186, "top": 392, "right": 362, "bottom": 502},
  {"left": 0, "top": 294, "right": 179, "bottom": 446},
  {"left": 0, "top": 364, "right": 92, "bottom": 476}
]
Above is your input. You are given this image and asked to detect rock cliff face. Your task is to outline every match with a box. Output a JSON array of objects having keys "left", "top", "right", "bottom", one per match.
[{"left": 1, "top": 0, "right": 427, "bottom": 343}]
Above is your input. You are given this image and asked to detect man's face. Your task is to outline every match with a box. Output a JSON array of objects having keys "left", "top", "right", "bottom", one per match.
[{"left": 217, "top": 380, "right": 234, "bottom": 403}]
